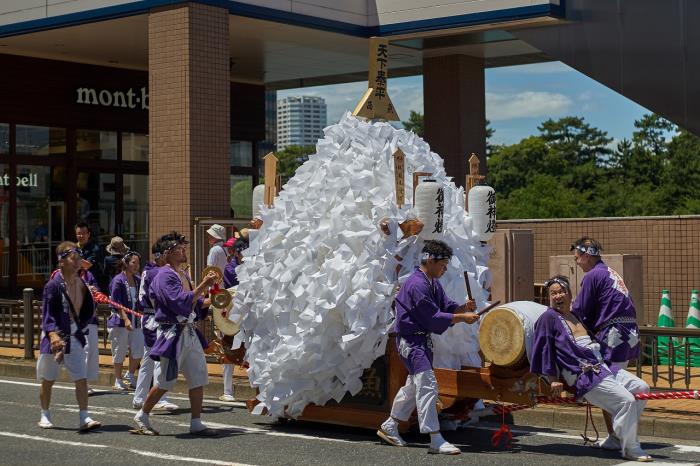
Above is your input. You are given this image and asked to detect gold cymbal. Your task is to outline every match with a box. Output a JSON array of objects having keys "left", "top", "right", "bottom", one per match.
[
  {"left": 212, "top": 288, "right": 240, "bottom": 336},
  {"left": 211, "top": 290, "right": 232, "bottom": 309},
  {"left": 202, "top": 266, "right": 223, "bottom": 283}
]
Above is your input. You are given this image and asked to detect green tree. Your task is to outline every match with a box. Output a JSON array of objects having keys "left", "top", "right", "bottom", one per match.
[
  {"left": 487, "top": 136, "right": 550, "bottom": 199},
  {"left": 402, "top": 110, "right": 424, "bottom": 136},
  {"left": 275, "top": 145, "right": 315, "bottom": 184},
  {"left": 538, "top": 116, "right": 612, "bottom": 166},
  {"left": 660, "top": 130, "right": 700, "bottom": 214},
  {"left": 497, "top": 174, "right": 583, "bottom": 219},
  {"left": 230, "top": 177, "right": 252, "bottom": 219}
]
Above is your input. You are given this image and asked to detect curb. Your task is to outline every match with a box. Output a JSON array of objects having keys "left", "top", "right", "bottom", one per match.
[
  {"left": 0, "top": 356, "right": 256, "bottom": 400},
  {"left": 3, "top": 357, "right": 698, "bottom": 441},
  {"left": 482, "top": 405, "right": 699, "bottom": 442}
]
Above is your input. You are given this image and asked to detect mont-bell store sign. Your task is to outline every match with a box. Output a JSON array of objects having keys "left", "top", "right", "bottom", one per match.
[{"left": 76, "top": 86, "right": 149, "bottom": 110}]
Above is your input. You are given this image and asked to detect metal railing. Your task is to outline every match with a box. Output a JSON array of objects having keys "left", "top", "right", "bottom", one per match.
[
  {"left": 4, "top": 289, "right": 222, "bottom": 363},
  {"left": 636, "top": 327, "right": 700, "bottom": 389},
  {"left": 0, "top": 289, "right": 116, "bottom": 358}
]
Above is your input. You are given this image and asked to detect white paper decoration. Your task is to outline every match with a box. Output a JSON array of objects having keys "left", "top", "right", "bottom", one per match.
[
  {"left": 234, "top": 112, "right": 492, "bottom": 418},
  {"left": 468, "top": 185, "right": 496, "bottom": 242}
]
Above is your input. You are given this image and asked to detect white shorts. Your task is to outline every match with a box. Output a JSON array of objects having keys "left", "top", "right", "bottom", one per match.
[
  {"left": 36, "top": 340, "right": 87, "bottom": 382},
  {"left": 84, "top": 323, "right": 99, "bottom": 381},
  {"left": 108, "top": 327, "right": 145, "bottom": 363},
  {"left": 611, "top": 360, "right": 629, "bottom": 370},
  {"left": 155, "top": 327, "right": 208, "bottom": 391}
]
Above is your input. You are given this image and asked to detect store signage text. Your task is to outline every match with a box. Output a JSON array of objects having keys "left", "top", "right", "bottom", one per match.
[
  {"left": 0, "top": 173, "right": 39, "bottom": 188},
  {"left": 76, "top": 86, "right": 149, "bottom": 110}
]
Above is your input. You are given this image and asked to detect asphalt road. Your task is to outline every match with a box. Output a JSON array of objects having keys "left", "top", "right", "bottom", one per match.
[{"left": 0, "top": 376, "right": 698, "bottom": 466}]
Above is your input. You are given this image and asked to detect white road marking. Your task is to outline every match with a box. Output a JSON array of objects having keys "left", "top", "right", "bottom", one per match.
[
  {"left": 0, "top": 431, "right": 253, "bottom": 465},
  {"left": 468, "top": 424, "right": 581, "bottom": 440},
  {"left": 0, "top": 432, "right": 108, "bottom": 448},
  {"left": 167, "top": 394, "right": 247, "bottom": 408},
  {"left": 0, "top": 379, "right": 74, "bottom": 390},
  {"left": 0, "top": 395, "right": 355, "bottom": 444},
  {"left": 0, "top": 379, "right": 246, "bottom": 406},
  {"left": 175, "top": 421, "right": 355, "bottom": 443},
  {"left": 674, "top": 445, "right": 700, "bottom": 453},
  {"left": 614, "top": 462, "right": 697, "bottom": 466},
  {"left": 1, "top": 378, "right": 699, "bottom": 453}
]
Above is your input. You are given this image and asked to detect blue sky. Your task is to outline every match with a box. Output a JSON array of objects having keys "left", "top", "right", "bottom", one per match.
[{"left": 278, "top": 61, "right": 653, "bottom": 147}]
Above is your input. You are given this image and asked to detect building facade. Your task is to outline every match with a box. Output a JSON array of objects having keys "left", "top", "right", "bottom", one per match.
[
  {"left": 0, "top": 0, "right": 573, "bottom": 297},
  {"left": 276, "top": 96, "right": 327, "bottom": 150}
]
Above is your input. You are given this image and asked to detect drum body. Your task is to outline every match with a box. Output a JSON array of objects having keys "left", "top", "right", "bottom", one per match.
[{"left": 478, "top": 301, "right": 547, "bottom": 369}]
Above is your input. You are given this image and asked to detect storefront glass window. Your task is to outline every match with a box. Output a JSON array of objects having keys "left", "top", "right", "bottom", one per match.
[
  {"left": 0, "top": 164, "right": 9, "bottom": 288},
  {"left": 77, "top": 171, "right": 116, "bottom": 246},
  {"left": 76, "top": 129, "right": 117, "bottom": 160},
  {"left": 123, "top": 174, "right": 148, "bottom": 259},
  {"left": 16, "top": 165, "right": 64, "bottom": 287},
  {"left": 230, "top": 175, "right": 253, "bottom": 219},
  {"left": 122, "top": 133, "right": 149, "bottom": 161},
  {"left": 16, "top": 126, "right": 66, "bottom": 156},
  {"left": 0, "top": 124, "right": 8, "bottom": 154},
  {"left": 230, "top": 141, "right": 253, "bottom": 167}
]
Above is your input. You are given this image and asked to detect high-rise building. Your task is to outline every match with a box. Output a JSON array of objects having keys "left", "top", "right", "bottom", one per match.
[{"left": 276, "top": 96, "right": 327, "bottom": 150}]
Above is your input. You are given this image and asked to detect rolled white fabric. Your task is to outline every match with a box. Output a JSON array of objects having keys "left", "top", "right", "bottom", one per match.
[
  {"left": 468, "top": 185, "right": 496, "bottom": 242},
  {"left": 415, "top": 180, "right": 444, "bottom": 240},
  {"left": 252, "top": 184, "right": 265, "bottom": 219}
]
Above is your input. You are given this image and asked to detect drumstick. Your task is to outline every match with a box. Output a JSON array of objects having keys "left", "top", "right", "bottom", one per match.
[
  {"left": 477, "top": 300, "right": 501, "bottom": 316},
  {"left": 463, "top": 271, "right": 473, "bottom": 301}
]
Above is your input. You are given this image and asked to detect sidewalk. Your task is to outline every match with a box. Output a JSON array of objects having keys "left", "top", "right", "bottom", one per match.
[{"left": 2, "top": 347, "right": 698, "bottom": 440}]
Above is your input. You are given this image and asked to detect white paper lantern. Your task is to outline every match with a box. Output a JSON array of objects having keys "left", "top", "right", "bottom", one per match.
[
  {"left": 415, "top": 180, "right": 444, "bottom": 240},
  {"left": 468, "top": 184, "right": 496, "bottom": 242},
  {"left": 252, "top": 184, "right": 265, "bottom": 219}
]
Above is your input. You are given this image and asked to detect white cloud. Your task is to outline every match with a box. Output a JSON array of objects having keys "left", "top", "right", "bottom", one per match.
[
  {"left": 486, "top": 91, "right": 573, "bottom": 121},
  {"left": 278, "top": 77, "right": 424, "bottom": 126}
]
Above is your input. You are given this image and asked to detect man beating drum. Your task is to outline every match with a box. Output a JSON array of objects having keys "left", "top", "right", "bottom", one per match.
[
  {"left": 377, "top": 240, "right": 479, "bottom": 455},
  {"left": 570, "top": 237, "right": 641, "bottom": 450},
  {"left": 530, "top": 276, "right": 652, "bottom": 462}
]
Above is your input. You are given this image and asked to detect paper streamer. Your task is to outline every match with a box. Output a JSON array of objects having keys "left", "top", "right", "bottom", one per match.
[{"left": 234, "top": 112, "right": 492, "bottom": 418}]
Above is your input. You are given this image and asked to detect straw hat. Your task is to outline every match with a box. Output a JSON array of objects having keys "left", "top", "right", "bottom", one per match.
[{"left": 106, "top": 236, "right": 130, "bottom": 255}]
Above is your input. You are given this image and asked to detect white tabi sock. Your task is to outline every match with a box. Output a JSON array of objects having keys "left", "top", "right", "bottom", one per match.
[
  {"left": 430, "top": 432, "right": 447, "bottom": 448},
  {"left": 190, "top": 417, "right": 204, "bottom": 432},
  {"left": 79, "top": 410, "right": 91, "bottom": 425},
  {"left": 381, "top": 417, "right": 398, "bottom": 431},
  {"left": 40, "top": 410, "right": 51, "bottom": 422}
]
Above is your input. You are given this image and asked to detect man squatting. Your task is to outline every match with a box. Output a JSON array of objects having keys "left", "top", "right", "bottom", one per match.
[{"left": 531, "top": 275, "right": 651, "bottom": 462}]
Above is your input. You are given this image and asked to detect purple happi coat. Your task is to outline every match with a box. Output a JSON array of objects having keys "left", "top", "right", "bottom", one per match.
[
  {"left": 79, "top": 269, "right": 100, "bottom": 326},
  {"left": 138, "top": 262, "right": 160, "bottom": 348},
  {"left": 223, "top": 257, "right": 239, "bottom": 289},
  {"left": 107, "top": 272, "right": 142, "bottom": 328},
  {"left": 394, "top": 267, "right": 458, "bottom": 374},
  {"left": 530, "top": 308, "right": 619, "bottom": 398},
  {"left": 572, "top": 261, "right": 640, "bottom": 363},
  {"left": 40, "top": 272, "right": 95, "bottom": 354},
  {"left": 148, "top": 266, "right": 208, "bottom": 362}
]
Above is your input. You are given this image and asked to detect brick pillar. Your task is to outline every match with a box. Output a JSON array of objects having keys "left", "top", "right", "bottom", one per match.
[
  {"left": 423, "top": 55, "right": 486, "bottom": 187},
  {"left": 148, "top": 3, "right": 230, "bottom": 247}
]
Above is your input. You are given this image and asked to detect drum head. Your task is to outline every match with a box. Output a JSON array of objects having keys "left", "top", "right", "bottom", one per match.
[{"left": 478, "top": 307, "right": 525, "bottom": 367}]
